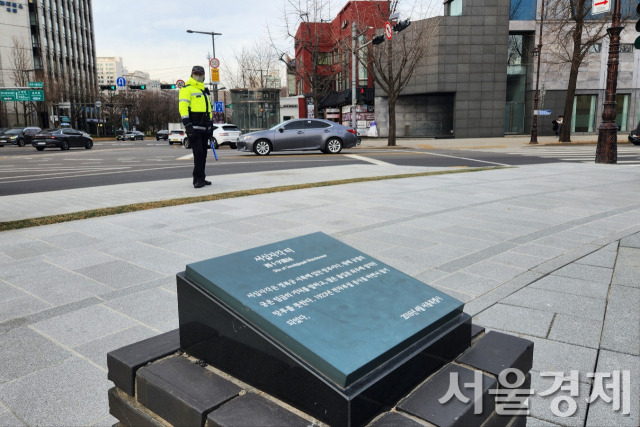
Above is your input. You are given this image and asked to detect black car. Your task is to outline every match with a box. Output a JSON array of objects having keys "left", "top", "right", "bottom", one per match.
[
  {"left": 629, "top": 122, "right": 640, "bottom": 146},
  {"left": 32, "top": 128, "right": 94, "bottom": 151},
  {"left": 0, "top": 127, "right": 42, "bottom": 147},
  {"left": 156, "top": 130, "right": 170, "bottom": 141},
  {"left": 130, "top": 131, "right": 145, "bottom": 140}
]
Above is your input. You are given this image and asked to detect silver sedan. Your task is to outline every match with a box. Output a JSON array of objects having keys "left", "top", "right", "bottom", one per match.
[{"left": 237, "top": 119, "right": 358, "bottom": 156}]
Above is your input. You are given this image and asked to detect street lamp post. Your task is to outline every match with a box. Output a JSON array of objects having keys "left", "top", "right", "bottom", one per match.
[
  {"left": 186, "top": 29, "right": 222, "bottom": 102},
  {"left": 351, "top": 23, "right": 373, "bottom": 130},
  {"left": 530, "top": 0, "right": 546, "bottom": 144},
  {"left": 595, "top": 0, "right": 622, "bottom": 164}
]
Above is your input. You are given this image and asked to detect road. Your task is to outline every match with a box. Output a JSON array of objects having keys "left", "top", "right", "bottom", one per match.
[{"left": 1, "top": 139, "right": 640, "bottom": 197}]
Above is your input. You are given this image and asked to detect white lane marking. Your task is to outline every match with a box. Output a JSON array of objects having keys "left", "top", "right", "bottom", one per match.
[
  {"left": 421, "top": 151, "right": 512, "bottom": 167},
  {"left": 178, "top": 154, "right": 194, "bottom": 160},
  {"left": 344, "top": 154, "right": 395, "bottom": 166}
]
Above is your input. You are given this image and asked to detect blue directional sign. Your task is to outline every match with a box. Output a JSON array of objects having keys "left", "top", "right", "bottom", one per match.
[
  {"left": 116, "top": 77, "right": 126, "bottom": 87},
  {"left": 536, "top": 109, "right": 552, "bottom": 116},
  {"left": 213, "top": 102, "right": 225, "bottom": 112}
]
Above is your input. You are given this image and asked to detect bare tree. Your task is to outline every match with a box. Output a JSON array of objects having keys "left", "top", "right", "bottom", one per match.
[
  {"left": 9, "top": 37, "right": 35, "bottom": 126},
  {"left": 544, "top": 0, "right": 635, "bottom": 142},
  {"left": 273, "top": 0, "right": 339, "bottom": 118},
  {"left": 222, "top": 41, "right": 281, "bottom": 89},
  {"left": 367, "top": 1, "right": 438, "bottom": 146}
]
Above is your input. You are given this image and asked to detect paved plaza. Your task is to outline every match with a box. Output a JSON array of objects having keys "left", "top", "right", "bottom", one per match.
[{"left": 0, "top": 136, "right": 638, "bottom": 426}]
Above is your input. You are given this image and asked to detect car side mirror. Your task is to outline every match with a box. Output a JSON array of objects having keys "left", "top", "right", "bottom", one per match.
[{"left": 278, "top": 128, "right": 284, "bottom": 133}]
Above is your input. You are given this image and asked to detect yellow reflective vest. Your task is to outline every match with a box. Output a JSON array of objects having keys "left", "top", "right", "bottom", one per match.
[{"left": 179, "top": 77, "right": 212, "bottom": 126}]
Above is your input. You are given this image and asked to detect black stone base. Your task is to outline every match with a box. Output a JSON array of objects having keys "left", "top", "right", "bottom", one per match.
[
  {"left": 108, "top": 327, "right": 533, "bottom": 427},
  {"left": 177, "top": 272, "right": 472, "bottom": 426}
]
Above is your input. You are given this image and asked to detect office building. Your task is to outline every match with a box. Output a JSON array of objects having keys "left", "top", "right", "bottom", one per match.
[{"left": 0, "top": 0, "right": 97, "bottom": 129}]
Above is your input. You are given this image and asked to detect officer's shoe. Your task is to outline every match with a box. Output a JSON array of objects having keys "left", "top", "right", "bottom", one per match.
[
  {"left": 203, "top": 180, "right": 212, "bottom": 185},
  {"left": 194, "top": 181, "right": 206, "bottom": 188}
]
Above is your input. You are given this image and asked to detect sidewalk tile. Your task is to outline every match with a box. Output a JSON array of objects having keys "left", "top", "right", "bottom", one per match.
[
  {"left": 530, "top": 274, "right": 610, "bottom": 299},
  {"left": 432, "top": 271, "right": 501, "bottom": 297},
  {"left": 0, "top": 358, "right": 109, "bottom": 426},
  {"left": 620, "top": 233, "right": 640, "bottom": 248},
  {"left": 0, "top": 295, "right": 51, "bottom": 324},
  {"left": 474, "top": 303, "right": 554, "bottom": 337},
  {"left": 75, "top": 260, "right": 164, "bottom": 289},
  {"left": 76, "top": 325, "right": 157, "bottom": 369},
  {"left": 529, "top": 370, "right": 590, "bottom": 427},
  {"left": 39, "top": 232, "right": 103, "bottom": 250},
  {"left": 611, "top": 265, "right": 640, "bottom": 288},
  {"left": 0, "top": 327, "right": 71, "bottom": 383},
  {"left": 462, "top": 260, "right": 526, "bottom": 283},
  {"left": 600, "top": 285, "right": 640, "bottom": 356},
  {"left": 104, "top": 287, "right": 179, "bottom": 333},
  {"left": 0, "top": 241, "right": 59, "bottom": 260},
  {"left": 31, "top": 304, "right": 138, "bottom": 348},
  {"left": 503, "top": 287, "right": 605, "bottom": 321},
  {"left": 523, "top": 336, "right": 598, "bottom": 384},
  {"left": 586, "top": 350, "right": 640, "bottom": 427},
  {"left": 548, "top": 314, "right": 602, "bottom": 349},
  {"left": 546, "top": 263, "right": 613, "bottom": 284},
  {"left": 574, "top": 248, "right": 618, "bottom": 269}
]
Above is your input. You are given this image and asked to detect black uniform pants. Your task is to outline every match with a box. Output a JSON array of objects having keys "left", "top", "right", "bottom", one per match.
[{"left": 190, "top": 132, "right": 209, "bottom": 184}]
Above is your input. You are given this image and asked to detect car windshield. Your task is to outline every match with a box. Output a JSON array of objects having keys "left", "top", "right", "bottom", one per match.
[
  {"left": 39, "top": 129, "right": 58, "bottom": 133},
  {"left": 5, "top": 129, "right": 21, "bottom": 135},
  {"left": 222, "top": 126, "right": 239, "bottom": 131},
  {"left": 171, "top": 130, "right": 183, "bottom": 134}
]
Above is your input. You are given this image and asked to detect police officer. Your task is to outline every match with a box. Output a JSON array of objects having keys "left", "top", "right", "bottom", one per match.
[{"left": 179, "top": 65, "right": 213, "bottom": 188}]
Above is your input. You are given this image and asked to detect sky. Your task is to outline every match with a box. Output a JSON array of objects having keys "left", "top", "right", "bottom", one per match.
[{"left": 92, "top": 0, "right": 442, "bottom": 88}]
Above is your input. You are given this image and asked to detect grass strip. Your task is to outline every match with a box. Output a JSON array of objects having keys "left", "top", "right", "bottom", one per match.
[{"left": 1, "top": 166, "right": 507, "bottom": 232}]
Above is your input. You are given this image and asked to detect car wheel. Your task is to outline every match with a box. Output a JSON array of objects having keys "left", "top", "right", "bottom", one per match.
[
  {"left": 230, "top": 143, "right": 237, "bottom": 149},
  {"left": 85, "top": 140, "right": 93, "bottom": 149},
  {"left": 61, "top": 140, "right": 70, "bottom": 150},
  {"left": 17, "top": 138, "right": 25, "bottom": 147},
  {"left": 35, "top": 147, "right": 45, "bottom": 151},
  {"left": 183, "top": 138, "right": 191, "bottom": 149},
  {"left": 631, "top": 139, "right": 640, "bottom": 146},
  {"left": 168, "top": 140, "right": 173, "bottom": 145},
  {"left": 253, "top": 139, "right": 272, "bottom": 156},
  {"left": 212, "top": 138, "right": 219, "bottom": 149},
  {"left": 326, "top": 138, "right": 343, "bottom": 154}
]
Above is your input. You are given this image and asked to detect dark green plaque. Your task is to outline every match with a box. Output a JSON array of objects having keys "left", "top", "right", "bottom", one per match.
[{"left": 185, "top": 232, "right": 463, "bottom": 387}]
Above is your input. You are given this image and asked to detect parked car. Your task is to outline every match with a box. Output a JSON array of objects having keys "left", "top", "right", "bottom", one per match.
[
  {"left": 156, "top": 130, "right": 170, "bottom": 141},
  {"left": 116, "top": 131, "right": 144, "bottom": 141},
  {"left": 629, "top": 122, "right": 640, "bottom": 145},
  {"left": 0, "top": 127, "right": 42, "bottom": 147},
  {"left": 169, "top": 129, "right": 188, "bottom": 146},
  {"left": 236, "top": 119, "right": 357, "bottom": 156},
  {"left": 116, "top": 131, "right": 133, "bottom": 141},
  {"left": 211, "top": 124, "right": 241, "bottom": 149},
  {"left": 32, "top": 128, "right": 94, "bottom": 151}
]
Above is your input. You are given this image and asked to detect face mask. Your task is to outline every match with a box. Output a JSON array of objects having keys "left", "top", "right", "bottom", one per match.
[{"left": 193, "top": 74, "right": 205, "bottom": 83}]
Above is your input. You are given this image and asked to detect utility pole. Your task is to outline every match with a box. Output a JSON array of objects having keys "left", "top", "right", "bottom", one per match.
[
  {"left": 351, "top": 22, "right": 357, "bottom": 129},
  {"left": 595, "top": 0, "right": 622, "bottom": 164},
  {"left": 529, "top": 0, "right": 545, "bottom": 144}
]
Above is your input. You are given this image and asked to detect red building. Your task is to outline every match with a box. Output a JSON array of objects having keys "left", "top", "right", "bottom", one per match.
[{"left": 294, "top": 1, "right": 389, "bottom": 120}]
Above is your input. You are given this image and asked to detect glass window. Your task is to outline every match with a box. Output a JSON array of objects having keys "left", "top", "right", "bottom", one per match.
[
  {"left": 620, "top": 44, "right": 633, "bottom": 53},
  {"left": 588, "top": 44, "right": 601, "bottom": 54},
  {"left": 572, "top": 95, "right": 597, "bottom": 132},
  {"left": 306, "top": 120, "right": 330, "bottom": 129},
  {"left": 283, "top": 120, "right": 305, "bottom": 130},
  {"left": 510, "top": 0, "right": 536, "bottom": 20},
  {"left": 446, "top": 0, "right": 462, "bottom": 16},
  {"left": 318, "top": 52, "right": 332, "bottom": 65},
  {"left": 615, "top": 94, "right": 629, "bottom": 132}
]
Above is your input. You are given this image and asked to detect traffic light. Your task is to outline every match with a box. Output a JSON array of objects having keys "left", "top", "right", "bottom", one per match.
[
  {"left": 393, "top": 19, "right": 411, "bottom": 33},
  {"left": 225, "top": 104, "right": 232, "bottom": 108},
  {"left": 372, "top": 34, "right": 385, "bottom": 45},
  {"left": 100, "top": 85, "right": 116, "bottom": 91},
  {"left": 129, "top": 85, "right": 146, "bottom": 90},
  {"left": 160, "top": 84, "right": 176, "bottom": 89},
  {"left": 635, "top": 2, "right": 640, "bottom": 50}
]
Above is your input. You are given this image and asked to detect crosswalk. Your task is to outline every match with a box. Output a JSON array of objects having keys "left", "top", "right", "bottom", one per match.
[{"left": 503, "top": 145, "right": 640, "bottom": 166}]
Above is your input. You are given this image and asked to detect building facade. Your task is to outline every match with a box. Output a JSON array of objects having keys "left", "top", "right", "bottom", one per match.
[
  {"left": 97, "top": 56, "right": 124, "bottom": 88},
  {"left": 374, "top": 0, "right": 640, "bottom": 139},
  {"left": 294, "top": 0, "right": 389, "bottom": 124},
  {"left": 0, "top": 0, "right": 97, "bottom": 129}
]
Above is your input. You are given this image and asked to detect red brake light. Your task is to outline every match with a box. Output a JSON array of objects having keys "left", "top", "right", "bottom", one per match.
[{"left": 347, "top": 129, "right": 356, "bottom": 134}]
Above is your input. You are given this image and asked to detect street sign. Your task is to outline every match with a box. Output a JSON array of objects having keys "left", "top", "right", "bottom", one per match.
[
  {"left": 28, "top": 81, "right": 43, "bottom": 88},
  {"left": 211, "top": 68, "right": 220, "bottom": 83},
  {"left": 61, "top": 116, "right": 70, "bottom": 123},
  {"left": 592, "top": 0, "right": 611, "bottom": 15},
  {"left": 213, "top": 102, "right": 224, "bottom": 112},
  {"left": 384, "top": 21, "right": 393, "bottom": 40},
  {"left": 209, "top": 57, "right": 220, "bottom": 68},
  {"left": 95, "top": 101, "right": 102, "bottom": 108},
  {"left": 176, "top": 79, "right": 186, "bottom": 88},
  {"left": 116, "top": 76, "right": 126, "bottom": 87},
  {"left": 0, "top": 89, "right": 45, "bottom": 102},
  {"left": 535, "top": 109, "right": 552, "bottom": 116}
]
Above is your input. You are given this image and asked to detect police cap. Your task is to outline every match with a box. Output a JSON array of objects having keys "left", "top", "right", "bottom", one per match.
[{"left": 192, "top": 65, "right": 205, "bottom": 75}]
